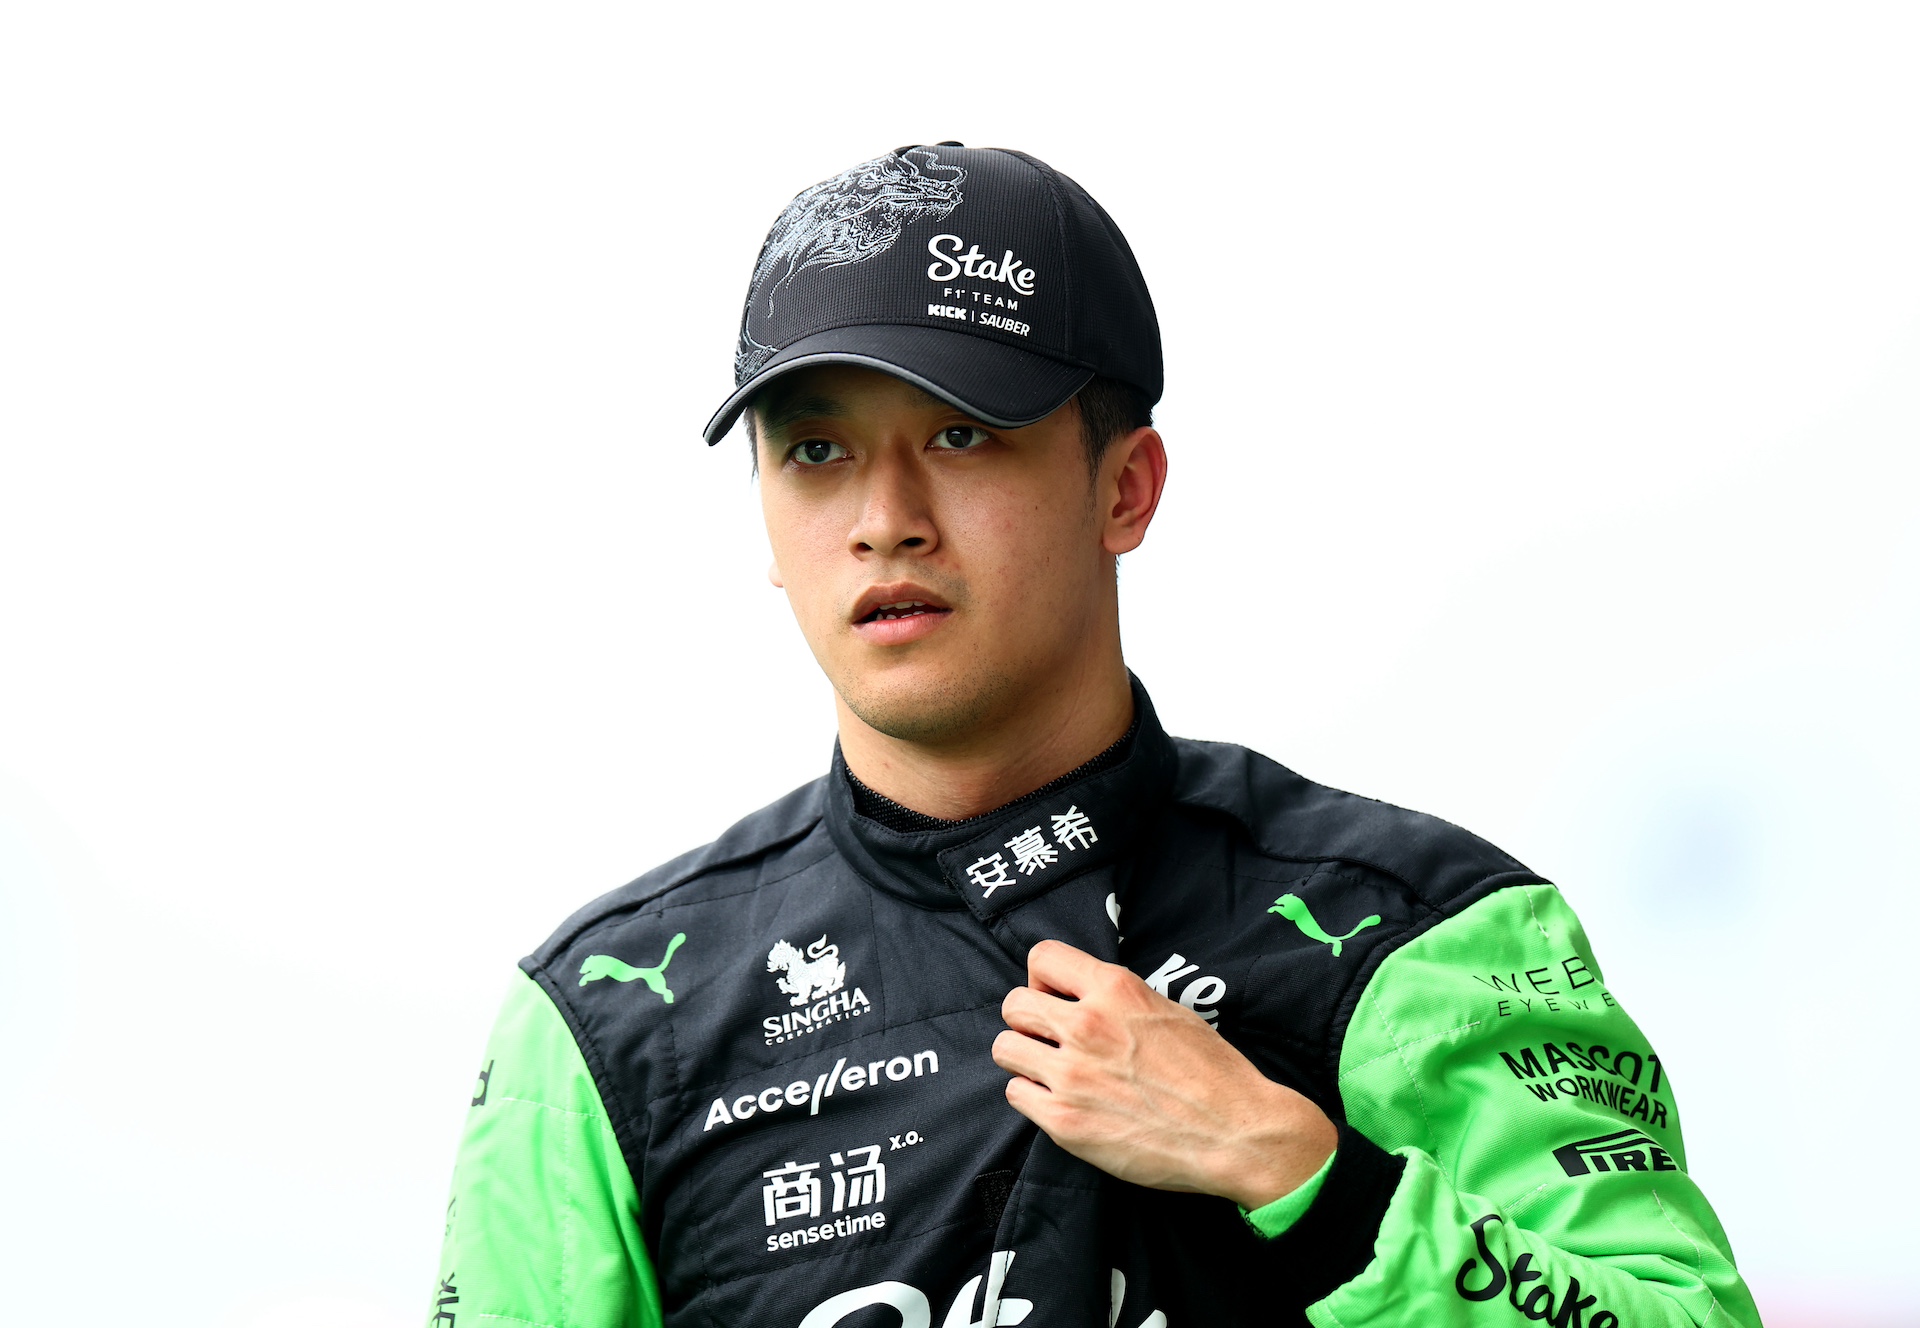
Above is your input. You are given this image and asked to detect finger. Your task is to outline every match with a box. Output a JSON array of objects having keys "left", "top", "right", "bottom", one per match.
[
  {"left": 1025, "top": 938, "right": 1111, "bottom": 998},
  {"left": 1003, "top": 1072, "right": 1054, "bottom": 1125},
  {"left": 991, "top": 1027, "right": 1062, "bottom": 1085},
  {"left": 1001, "top": 985, "right": 1079, "bottom": 1045}
]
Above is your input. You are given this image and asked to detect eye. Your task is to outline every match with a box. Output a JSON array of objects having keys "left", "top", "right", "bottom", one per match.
[
  {"left": 929, "top": 425, "right": 990, "bottom": 451},
  {"left": 788, "top": 439, "right": 848, "bottom": 467}
]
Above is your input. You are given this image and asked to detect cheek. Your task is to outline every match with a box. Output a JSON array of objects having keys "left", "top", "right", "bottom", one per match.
[
  {"left": 951, "top": 490, "right": 1089, "bottom": 588},
  {"left": 762, "top": 500, "right": 847, "bottom": 620}
]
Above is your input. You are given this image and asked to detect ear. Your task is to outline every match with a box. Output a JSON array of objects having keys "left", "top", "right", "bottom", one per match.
[
  {"left": 767, "top": 558, "right": 785, "bottom": 589},
  {"left": 1099, "top": 427, "right": 1167, "bottom": 556}
]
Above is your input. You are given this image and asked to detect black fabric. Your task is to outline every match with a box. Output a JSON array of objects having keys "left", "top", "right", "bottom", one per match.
[
  {"left": 1260, "top": 1126, "right": 1408, "bottom": 1313},
  {"left": 845, "top": 709, "right": 1141, "bottom": 834},
  {"left": 706, "top": 325, "right": 1095, "bottom": 444},
  {"left": 523, "top": 679, "right": 1543, "bottom": 1328},
  {"left": 843, "top": 774, "right": 957, "bottom": 834},
  {"left": 974, "top": 1170, "right": 1017, "bottom": 1232},
  {"left": 705, "top": 143, "right": 1161, "bottom": 443}
]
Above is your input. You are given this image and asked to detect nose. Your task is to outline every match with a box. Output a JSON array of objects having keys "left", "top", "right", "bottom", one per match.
[{"left": 848, "top": 444, "right": 937, "bottom": 559}]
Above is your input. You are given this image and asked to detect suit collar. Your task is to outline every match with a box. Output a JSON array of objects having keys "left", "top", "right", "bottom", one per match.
[{"left": 824, "top": 677, "right": 1178, "bottom": 919}]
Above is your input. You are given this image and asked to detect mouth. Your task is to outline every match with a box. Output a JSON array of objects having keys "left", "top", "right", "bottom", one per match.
[
  {"left": 857, "top": 599, "right": 949, "bottom": 624},
  {"left": 851, "top": 586, "right": 955, "bottom": 644}
]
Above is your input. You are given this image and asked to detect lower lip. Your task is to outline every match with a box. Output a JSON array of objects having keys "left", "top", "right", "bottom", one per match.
[{"left": 852, "top": 608, "right": 952, "bottom": 646}]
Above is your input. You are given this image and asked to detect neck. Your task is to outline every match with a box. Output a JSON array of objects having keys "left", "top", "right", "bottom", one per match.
[{"left": 835, "top": 654, "right": 1135, "bottom": 822}]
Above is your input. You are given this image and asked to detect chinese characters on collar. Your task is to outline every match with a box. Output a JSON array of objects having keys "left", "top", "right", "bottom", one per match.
[{"left": 965, "top": 805, "right": 1099, "bottom": 898}]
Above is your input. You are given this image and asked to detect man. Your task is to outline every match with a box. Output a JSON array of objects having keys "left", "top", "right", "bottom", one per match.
[{"left": 433, "top": 144, "right": 1758, "bottom": 1328}]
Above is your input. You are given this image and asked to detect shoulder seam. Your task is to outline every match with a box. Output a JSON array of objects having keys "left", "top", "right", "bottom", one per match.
[{"left": 1520, "top": 882, "right": 1554, "bottom": 942}]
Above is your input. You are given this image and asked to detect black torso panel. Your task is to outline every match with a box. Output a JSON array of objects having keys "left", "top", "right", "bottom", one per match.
[{"left": 526, "top": 686, "right": 1537, "bottom": 1328}]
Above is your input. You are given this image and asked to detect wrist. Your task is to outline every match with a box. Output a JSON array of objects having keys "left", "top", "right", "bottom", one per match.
[{"left": 1219, "top": 1088, "right": 1338, "bottom": 1211}]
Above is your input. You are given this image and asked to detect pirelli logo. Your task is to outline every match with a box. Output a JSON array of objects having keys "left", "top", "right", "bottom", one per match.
[{"left": 1552, "top": 1128, "right": 1679, "bottom": 1178}]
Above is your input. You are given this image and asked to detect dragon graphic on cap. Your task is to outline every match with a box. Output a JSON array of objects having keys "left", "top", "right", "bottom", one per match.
[{"left": 736, "top": 147, "right": 968, "bottom": 380}]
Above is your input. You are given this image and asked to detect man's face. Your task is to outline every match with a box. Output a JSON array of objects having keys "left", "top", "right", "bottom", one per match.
[{"left": 754, "top": 365, "right": 1123, "bottom": 747}]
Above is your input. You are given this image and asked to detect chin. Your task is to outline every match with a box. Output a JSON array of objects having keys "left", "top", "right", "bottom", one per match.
[{"left": 836, "top": 664, "right": 1016, "bottom": 746}]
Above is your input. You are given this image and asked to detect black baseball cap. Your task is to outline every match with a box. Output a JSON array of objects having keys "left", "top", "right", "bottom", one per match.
[{"left": 703, "top": 143, "right": 1162, "bottom": 445}]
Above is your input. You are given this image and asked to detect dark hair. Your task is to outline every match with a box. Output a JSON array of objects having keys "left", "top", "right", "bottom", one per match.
[
  {"left": 746, "top": 374, "right": 1152, "bottom": 475},
  {"left": 1072, "top": 375, "right": 1154, "bottom": 472}
]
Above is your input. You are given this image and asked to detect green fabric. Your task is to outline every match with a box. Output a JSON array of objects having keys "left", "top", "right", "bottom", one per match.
[
  {"left": 433, "top": 970, "right": 663, "bottom": 1328},
  {"left": 1316, "top": 883, "right": 1759, "bottom": 1327},
  {"left": 1241, "top": 1145, "right": 1338, "bottom": 1238}
]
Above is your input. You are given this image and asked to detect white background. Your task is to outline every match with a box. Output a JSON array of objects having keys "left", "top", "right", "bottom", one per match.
[{"left": 2, "top": 5, "right": 1915, "bottom": 1326}]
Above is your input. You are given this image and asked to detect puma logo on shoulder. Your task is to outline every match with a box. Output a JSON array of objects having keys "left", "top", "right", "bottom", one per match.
[
  {"left": 1268, "top": 895, "right": 1381, "bottom": 957},
  {"left": 579, "top": 932, "right": 686, "bottom": 1002}
]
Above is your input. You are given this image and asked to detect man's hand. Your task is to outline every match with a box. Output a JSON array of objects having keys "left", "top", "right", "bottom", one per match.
[{"left": 991, "top": 939, "right": 1337, "bottom": 1212}]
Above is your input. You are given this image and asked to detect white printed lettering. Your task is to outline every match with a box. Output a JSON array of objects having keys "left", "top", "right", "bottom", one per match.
[{"left": 926, "top": 233, "right": 1037, "bottom": 294}]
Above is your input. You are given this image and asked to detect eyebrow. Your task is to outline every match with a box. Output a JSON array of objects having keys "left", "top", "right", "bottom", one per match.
[{"left": 759, "top": 393, "right": 846, "bottom": 435}]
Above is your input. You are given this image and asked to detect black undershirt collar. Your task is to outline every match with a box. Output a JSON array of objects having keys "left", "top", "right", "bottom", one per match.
[
  {"left": 821, "top": 676, "right": 1177, "bottom": 920},
  {"left": 845, "top": 709, "right": 1143, "bottom": 835}
]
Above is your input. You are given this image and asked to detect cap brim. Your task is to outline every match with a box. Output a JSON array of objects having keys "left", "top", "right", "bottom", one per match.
[{"left": 703, "top": 324, "right": 1094, "bottom": 446}]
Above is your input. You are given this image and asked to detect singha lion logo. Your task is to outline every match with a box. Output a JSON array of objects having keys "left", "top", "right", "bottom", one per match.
[
  {"left": 736, "top": 147, "right": 968, "bottom": 379},
  {"left": 767, "top": 935, "right": 848, "bottom": 1007}
]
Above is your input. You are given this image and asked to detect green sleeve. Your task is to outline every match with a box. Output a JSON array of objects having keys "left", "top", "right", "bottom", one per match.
[
  {"left": 432, "top": 970, "right": 663, "bottom": 1328},
  {"left": 1242, "top": 1145, "right": 1337, "bottom": 1238},
  {"left": 1319, "top": 883, "right": 1760, "bottom": 1328}
]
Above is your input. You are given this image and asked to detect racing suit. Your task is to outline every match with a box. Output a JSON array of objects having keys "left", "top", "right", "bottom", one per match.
[{"left": 432, "top": 682, "right": 1759, "bottom": 1328}]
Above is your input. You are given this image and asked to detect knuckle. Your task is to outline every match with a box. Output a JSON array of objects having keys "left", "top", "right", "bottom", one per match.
[{"left": 1074, "top": 1006, "right": 1112, "bottom": 1042}]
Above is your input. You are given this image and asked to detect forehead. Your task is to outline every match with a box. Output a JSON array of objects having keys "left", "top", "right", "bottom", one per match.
[{"left": 752, "top": 365, "right": 950, "bottom": 434}]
